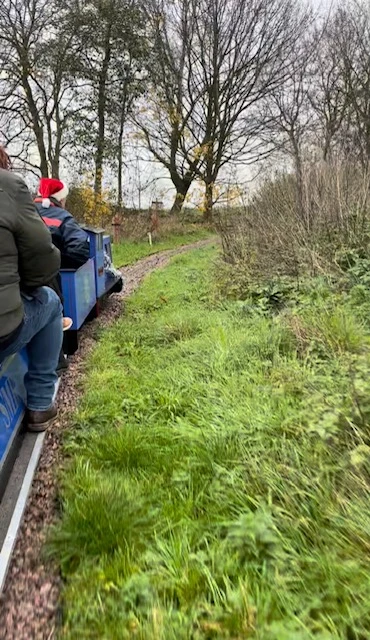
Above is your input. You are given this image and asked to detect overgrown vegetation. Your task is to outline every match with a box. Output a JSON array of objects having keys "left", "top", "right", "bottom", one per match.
[
  {"left": 66, "top": 184, "right": 114, "bottom": 228},
  {"left": 216, "top": 163, "right": 370, "bottom": 288},
  {"left": 52, "top": 243, "right": 370, "bottom": 639}
]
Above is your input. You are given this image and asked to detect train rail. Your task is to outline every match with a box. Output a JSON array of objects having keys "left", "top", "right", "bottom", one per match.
[{"left": 0, "top": 383, "right": 59, "bottom": 592}]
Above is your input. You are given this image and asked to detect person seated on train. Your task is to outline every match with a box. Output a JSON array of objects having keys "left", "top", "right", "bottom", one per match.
[
  {"left": 34, "top": 178, "right": 90, "bottom": 269},
  {"left": 0, "top": 145, "right": 63, "bottom": 433}
]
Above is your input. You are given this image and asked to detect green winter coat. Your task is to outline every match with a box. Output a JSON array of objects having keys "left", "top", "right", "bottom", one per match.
[{"left": 0, "top": 169, "right": 60, "bottom": 338}]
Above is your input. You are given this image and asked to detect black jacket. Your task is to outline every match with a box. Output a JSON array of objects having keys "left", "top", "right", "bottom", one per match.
[{"left": 35, "top": 199, "right": 90, "bottom": 269}]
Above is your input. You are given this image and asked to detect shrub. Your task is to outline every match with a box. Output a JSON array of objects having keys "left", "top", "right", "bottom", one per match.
[
  {"left": 216, "top": 163, "right": 370, "bottom": 297},
  {"left": 67, "top": 184, "right": 114, "bottom": 228}
]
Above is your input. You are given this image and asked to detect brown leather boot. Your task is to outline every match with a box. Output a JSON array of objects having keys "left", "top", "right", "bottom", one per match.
[{"left": 27, "top": 405, "right": 58, "bottom": 433}]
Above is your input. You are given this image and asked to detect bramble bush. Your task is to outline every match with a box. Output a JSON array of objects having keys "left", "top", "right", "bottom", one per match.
[{"left": 215, "top": 162, "right": 370, "bottom": 301}]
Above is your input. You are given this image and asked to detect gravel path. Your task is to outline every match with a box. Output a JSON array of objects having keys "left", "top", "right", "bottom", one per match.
[{"left": 0, "top": 239, "right": 213, "bottom": 640}]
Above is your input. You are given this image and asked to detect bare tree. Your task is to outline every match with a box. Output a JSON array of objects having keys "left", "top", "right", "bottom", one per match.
[
  {"left": 137, "top": 0, "right": 309, "bottom": 219},
  {"left": 189, "top": 0, "right": 312, "bottom": 220},
  {"left": 261, "top": 32, "right": 315, "bottom": 228},
  {"left": 135, "top": 0, "right": 200, "bottom": 214},
  {"left": 333, "top": 1, "right": 370, "bottom": 167},
  {"left": 0, "top": 0, "right": 82, "bottom": 177},
  {"left": 309, "top": 19, "right": 349, "bottom": 162}
]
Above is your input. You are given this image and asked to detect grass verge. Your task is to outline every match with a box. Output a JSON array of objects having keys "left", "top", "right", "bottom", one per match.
[
  {"left": 112, "top": 228, "right": 212, "bottom": 267},
  {"left": 52, "top": 243, "right": 370, "bottom": 639}
]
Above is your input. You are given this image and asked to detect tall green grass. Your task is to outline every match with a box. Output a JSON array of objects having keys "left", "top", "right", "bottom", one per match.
[
  {"left": 112, "top": 229, "right": 212, "bottom": 267},
  {"left": 52, "top": 244, "right": 370, "bottom": 639}
]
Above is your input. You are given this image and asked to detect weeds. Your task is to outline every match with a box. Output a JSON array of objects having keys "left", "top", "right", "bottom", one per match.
[
  {"left": 216, "top": 163, "right": 370, "bottom": 287},
  {"left": 52, "top": 244, "right": 370, "bottom": 639}
]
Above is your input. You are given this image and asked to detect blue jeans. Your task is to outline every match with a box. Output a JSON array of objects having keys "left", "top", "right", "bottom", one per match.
[{"left": 0, "top": 287, "right": 63, "bottom": 411}]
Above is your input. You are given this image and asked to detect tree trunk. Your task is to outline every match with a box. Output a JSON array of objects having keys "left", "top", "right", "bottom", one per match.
[
  {"left": 51, "top": 160, "right": 59, "bottom": 179},
  {"left": 94, "top": 134, "right": 104, "bottom": 196},
  {"left": 294, "top": 154, "right": 307, "bottom": 229},
  {"left": 51, "top": 150, "right": 60, "bottom": 179},
  {"left": 203, "top": 181, "right": 213, "bottom": 222},
  {"left": 291, "top": 135, "right": 307, "bottom": 230},
  {"left": 36, "top": 132, "right": 49, "bottom": 177},
  {"left": 171, "top": 190, "right": 186, "bottom": 214},
  {"left": 118, "top": 150, "right": 123, "bottom": 210},
  {"left": 94, "top": 124, "right": 105, "bottom": 197},
  {"left": 117, "top": 103, "right": 125, "bottom": 210},
  {"left": 21, "top": 74, "right": 49, "bottom": 176},
  {"left": 51, "top": 98, "right": 63, "bottom": 178},
  {"left": 170, "top": 182, "right": 191, "bottom": 214},
  {"left": 94, "top": 26, "right": 112, "bottom": 197},
  {"left": 322, "top": 134, "right": 332, "bottom": 163}
]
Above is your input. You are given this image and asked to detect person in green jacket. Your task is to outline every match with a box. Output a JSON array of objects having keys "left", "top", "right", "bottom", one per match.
[{"left": 0, "top": 146, "right": 63, "bottom": 432}]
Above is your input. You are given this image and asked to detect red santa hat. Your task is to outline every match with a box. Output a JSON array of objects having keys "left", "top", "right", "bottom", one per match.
[{"left": 37, "top": 178, "right": 69, "bottom": 209}]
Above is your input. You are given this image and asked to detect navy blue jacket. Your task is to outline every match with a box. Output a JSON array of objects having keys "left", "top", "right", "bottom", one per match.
[{"left": 35, "top": 198, "right": 90, "bottom": 269}]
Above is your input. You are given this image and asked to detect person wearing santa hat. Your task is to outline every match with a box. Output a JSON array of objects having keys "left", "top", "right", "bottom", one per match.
[{"left": 35, "top": 178, "right": 90, "bottom": 269}]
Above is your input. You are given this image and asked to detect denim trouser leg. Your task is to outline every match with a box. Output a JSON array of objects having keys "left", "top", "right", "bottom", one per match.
[{"left": 0, "top": 287, "right": 63, "bottom": 411}]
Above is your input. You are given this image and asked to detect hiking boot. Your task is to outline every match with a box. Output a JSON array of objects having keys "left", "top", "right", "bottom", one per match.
[{"left": 27, "top": 405, "right": 58, "bottom": 433}]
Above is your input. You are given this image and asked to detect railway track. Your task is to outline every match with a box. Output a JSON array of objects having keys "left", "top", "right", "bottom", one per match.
[{"left": 0, "top": 395, "right": 58, "bottom": 593}]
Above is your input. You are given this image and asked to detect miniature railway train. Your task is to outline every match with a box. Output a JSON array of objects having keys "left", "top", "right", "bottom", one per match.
[{"left": 0, "top": 227, "right": 122, "bottom": 497}]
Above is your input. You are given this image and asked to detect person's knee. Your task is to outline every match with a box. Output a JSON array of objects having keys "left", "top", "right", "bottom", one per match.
[
  {"left": 38, "top": 286, "right": 63, "bottom": 319},
  {"left": 47, "top": 287, "right": 63, "bottom": 318}
]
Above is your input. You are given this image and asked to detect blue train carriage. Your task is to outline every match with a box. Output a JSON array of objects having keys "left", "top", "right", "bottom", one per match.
[
  {"left": 0, "top": 229, "right": 122, "bottom": 492},
  {"left": 0, "top": 352, "right": 27, "bottom": 499},
  {"left": 103, "top": 233, "right": 123, "bottom": 295},
  {"left": 85, "top": 227, "right": 123, "bottom": 298},
  {"left": 61, "top": 227, "right": 122, "bottom": 354}
]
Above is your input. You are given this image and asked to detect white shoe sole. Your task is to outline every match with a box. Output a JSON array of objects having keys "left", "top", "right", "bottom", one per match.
[{"left": 63, "top": 318, "right": 73, "bottom": 332}]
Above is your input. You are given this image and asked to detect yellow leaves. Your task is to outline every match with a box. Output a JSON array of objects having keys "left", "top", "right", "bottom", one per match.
[
  {"left": 67, "top": 179, "right": 113, "bottom": 228},
  {"left": 189, "top": 143, "right": 211, "bottom": 162},
  {"left": 168, "top": 106, "right": 182, "bottom": 126}
]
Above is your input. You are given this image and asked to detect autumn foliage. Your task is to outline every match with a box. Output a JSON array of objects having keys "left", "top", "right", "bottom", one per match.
[{"left": 66, "top": 183, "right": 114, "bottom": 228}]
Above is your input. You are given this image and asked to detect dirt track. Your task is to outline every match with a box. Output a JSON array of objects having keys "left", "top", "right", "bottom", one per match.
[{"left": 0, "top": 239, "right": 213, "bottom": 640}]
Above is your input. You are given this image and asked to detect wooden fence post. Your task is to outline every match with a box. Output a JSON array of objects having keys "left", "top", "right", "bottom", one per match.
[
  {"left": 147, "top": 201, "right": 161, "bottom": 245},
  {"left": 112, "top": 214, "right": 122, "bottom": 244}
]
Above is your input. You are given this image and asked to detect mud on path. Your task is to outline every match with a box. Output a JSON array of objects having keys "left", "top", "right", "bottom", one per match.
[{"left": 0, "top": 238, "right": 214, "bottom": 640}]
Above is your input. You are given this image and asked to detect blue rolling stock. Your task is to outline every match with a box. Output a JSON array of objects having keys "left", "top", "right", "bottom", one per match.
[
  {"left": 0, "top": 228, "right": 122, "bottom": 491},
  {"left": 0, "top": 352, "right": 27, "bottom": 498},
  {"left": 60, "top": 259, "right": 97, "bottom": 330}
]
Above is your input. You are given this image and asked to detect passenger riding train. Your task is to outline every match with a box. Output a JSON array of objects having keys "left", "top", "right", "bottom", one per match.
[{"left": 0, "top": 227, "right": 122, "bottom": 496}]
